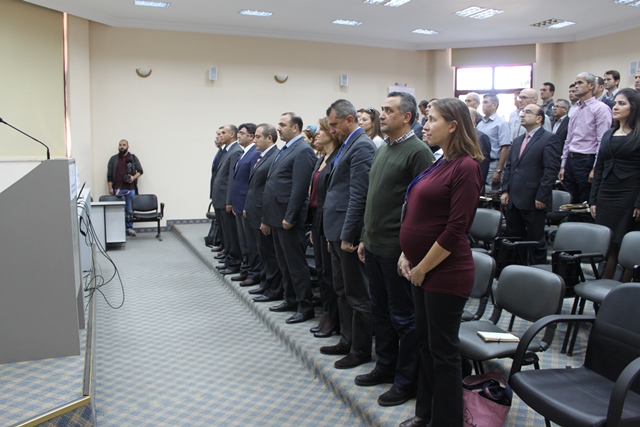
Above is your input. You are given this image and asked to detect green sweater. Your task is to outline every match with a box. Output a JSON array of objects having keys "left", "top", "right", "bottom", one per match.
[{"left": 363, "top": 135, "right": 434, "bottom": 258}]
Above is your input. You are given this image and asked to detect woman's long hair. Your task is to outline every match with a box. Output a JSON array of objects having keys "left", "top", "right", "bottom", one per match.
[
  {"left": 613, "top": 88, "right": 640, "bottom": 140},
  {"left": 358, "top": 108, "right": 383, "bottom": 140},
  {"left": 317, "top": 117, "right": 340, "bottom": 156},
  {"left": 431, "top": 98, "right": 484, "bottom": 162}
]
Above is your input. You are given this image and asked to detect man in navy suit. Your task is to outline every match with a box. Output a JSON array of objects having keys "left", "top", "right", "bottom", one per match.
[
  {"left": 501, "top": 104, "right": 562, "bottom": 264},
  {"left": 261, "top": 113, "right": 317, "bottom": 324},
  {"left": 319, "top": 99, "right": 375, "bottom": 370},
  {"left": 230, "top": 123, "right": 261, "bottom": 285},
  {"left": 244, "top": 124, "right": 284, "bottom": 302}
]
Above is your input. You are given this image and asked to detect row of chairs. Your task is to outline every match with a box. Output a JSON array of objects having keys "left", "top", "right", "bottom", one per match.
[{"left": 99, "top": 194, "right": 165, "bottom": 240}]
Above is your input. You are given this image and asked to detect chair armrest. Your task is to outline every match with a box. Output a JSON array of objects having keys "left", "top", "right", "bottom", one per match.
[
  {"left": 509, "top": 314, "right": 595, "bottom": 378},
  {"left": 608, "top": 356, "right": 640, "bottom": 427},
  {"left": 572, "top": 252, "right": 605, "bottom": 264},
  {"left": 160, "top": 202, "right": 165, "bottom": 218}
]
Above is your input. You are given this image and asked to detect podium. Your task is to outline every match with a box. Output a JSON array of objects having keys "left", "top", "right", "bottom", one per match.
[{"left": 0, "top": 159, "right": 82, "bottom": 364}]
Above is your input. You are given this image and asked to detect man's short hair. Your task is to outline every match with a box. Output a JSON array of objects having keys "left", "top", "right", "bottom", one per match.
[
  {"left": 326, "top": 99, "right": 357, "bottom": 120},
  {"left": 605, "top": 70, "right": 621, "bottom": 82},
  {"left": 227, "top": 124, "right": 239, "bottom": 137},
  {"left": 577, "top": 72, "right": 596, "bottom": 86},
  {"left": 555, "top": 99, "right": 570, "bottom": 109},
  {"left": 543, "top": 82, "right": 556, "bottom": 93},
  {"left": 595, "top": 76, "right": 605, "bottom": 86},
  {"left": 388, "top": 91, "right": 418, "bottom": 124},
  {"left": 281, "top": 112, "right": 303, "bottom": 131},
  {"left": 238, "top": 123, "right": 257, "bottom": 135},
  {"left": 257, "top": 123, "right": 278, "bottom": 143},
  {"left": 535, "top": 107, "right": 546, "bottom": 126},
  {"left": 483, "top": 93, "right": 500, "bottom": 107},
  {"left": 418, "top": 99, "right": 429, "bottom": 109},
  {"left": 569, "top": 83, "right": 576, "bottom": 88}
]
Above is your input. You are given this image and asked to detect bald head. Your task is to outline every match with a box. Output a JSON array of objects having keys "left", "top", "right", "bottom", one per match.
[
  {"left": 519, "top": 88, "right": 538, "bottom": 107},
  {"left": 465, "top": 92, "right": 481, "bottom": 109}
]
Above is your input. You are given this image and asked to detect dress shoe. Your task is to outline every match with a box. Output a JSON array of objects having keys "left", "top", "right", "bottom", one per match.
[
  {"left": 219, "top": 268, "right": 240, "bottom": 275},
  {"left": 269, "top": 301, "right": 297, "bottom": 312},
  {"left": 320, "top": 342, "right": 350, "bottom": 356},
  {"left": 210, "top": 246, "right": 223, "bottom": 252},
  {"left": 399, "top": 416, "right": 428, "bottom": 427},
  {"left": 239, "top": 278, "right": 259, "bottom": 287},
  {"left": 354, "top": 369, "right": 395, "bottom": 387},
  {"left": 377, "top": 385, "right": 416, "bottom": 407},
  {"left": 214, "top": 253, "right": 226, "bottom": 260},
  {"left": 248, "top": 286, "right": 267, "bottom": 295},
  {"left": 231, "top": 272, "right": 249, "bottom": 282},
  {"left": 334, "top": 353, "right": 371, "bottom": 370},
  {"left": 285, "top": 311, "right": 314, "bottom": 324},
  {"left": 310, "top": 313, "right": 328, "bottom": 334},
  {"left": 314, "top": 321, "right": 339, "bottom": 338},
  {"left": 253, "top": 294, "right": 279, "bottom": 302},
  {"left": 215, "top": 264, "right": 227, "bottom": 270}
]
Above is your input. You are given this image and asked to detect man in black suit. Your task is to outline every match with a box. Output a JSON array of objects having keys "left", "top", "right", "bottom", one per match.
[
  {"left": 551, "top": 99, "right": 570, "bottom": 150},
  {"left": 212, "top": 125, "right": 243, "bottom": 275},
  {"left": 319, "top": 99, "right": 375, "bottom": 370},
  {"left": 208, "top": 127, "right": 225, "bottom": 251},
  {"left": 261, "top": 113, "right": 316, "bottom": 324},
  {"left": 501, "top": 104, "right": 562, "bottom": 264},
  {"left": 244, "top": 123, "right": 284, "bottom": 302}
]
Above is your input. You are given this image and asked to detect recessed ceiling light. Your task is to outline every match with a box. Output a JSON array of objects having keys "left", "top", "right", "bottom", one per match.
[
  {"left": 469, "top": 9, "right": 503, "bottom": 19},
  {"left": 332, "top": 19, "right": 363, "bottom": 26},
  {"left": 385, "top": 0, "right": 411, "bottom": 7},
  {"left": 134, "top": 1, "right": 170, "bottom": 7},
  {"left": 239, "top": 10, "right": 272, "bottom": 17},
  {"left": 547, "top": 20, "right": 576, "bottom": 29},
  {"left": 363, "top": 0, "right": 385, "bottom": 3},
  {"left": 455, "top": 6, "right": 485, "bottom": 17},
  {"left": 531, "top": 18, "right": 576, "bottom": 29},
  {"left": 412, "top": 29, "right": 439, "bottom": 35},
  {"left": 612, "top": 0, "right": 640, "bottom": 5}
]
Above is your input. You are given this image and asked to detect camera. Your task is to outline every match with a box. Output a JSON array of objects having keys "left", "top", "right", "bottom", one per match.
[{"left": 123, "top": 174, "right": 132, "bottom": 183}]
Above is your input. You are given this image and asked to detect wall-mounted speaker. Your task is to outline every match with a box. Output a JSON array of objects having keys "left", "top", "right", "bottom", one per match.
[
  {"left": 340, "top": 73, "right": 349, "bottom": 87},
  {"left": 209, "top": 66, "right": 218, "bottom": 81}
]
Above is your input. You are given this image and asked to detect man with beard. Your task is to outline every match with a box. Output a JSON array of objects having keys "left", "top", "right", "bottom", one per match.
[{"left": 107, "top": 139, "right": 143, "bottom": 236}]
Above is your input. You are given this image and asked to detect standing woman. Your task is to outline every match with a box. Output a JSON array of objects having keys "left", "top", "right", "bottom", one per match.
[
  {"left": 308, "top": 118, "right": 341, "bottom": 337},
  {"left": 358, "top": 107, "right": 385, "bottom": 148},
  {"left": 589, "top": 88, "right": 640, "bottom": 280},
  {"left": 398, "top": 98, "right": 483, "bottom": 427}
]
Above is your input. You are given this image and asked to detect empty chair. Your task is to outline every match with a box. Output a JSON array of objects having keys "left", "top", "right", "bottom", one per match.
[
  {"left": 99, "top": 195, "right": 123, "bottom": 202},
  {"left": 544, "top": 190, "right": 571, "bottom": 243},
  {"left": 459, "top": 265, "right": 565, "bottom": 374},
  {"left": 131, "top": 194, "right": 165, "bottom": 240},
  {"left": 462, "top": 251, "right": 496, "bottom": 322},
  {"left": 509, "top": 283, "right": 640, "bottom": 427},
  {"left": 468, "top": 208, "right": 502, "bottom": 254}
]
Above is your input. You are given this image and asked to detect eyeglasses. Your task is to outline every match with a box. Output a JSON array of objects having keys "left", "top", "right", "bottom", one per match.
[{"left": 366, "top": 107, "right": 378, "bottom": 115}]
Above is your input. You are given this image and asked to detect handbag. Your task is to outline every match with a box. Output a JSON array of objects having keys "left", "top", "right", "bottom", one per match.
[{"left": 462, "top": 372, "right": 512, "bottom": 427}]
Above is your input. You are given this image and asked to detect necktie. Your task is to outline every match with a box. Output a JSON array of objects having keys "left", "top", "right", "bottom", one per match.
[
  {"left": 274, "top": 144, "right": 287, "bottom": 163},
  {"left": 253, "top": 156, "right": 262, "bottom": 169},
  {"left": 519, "top": 133, "right": 530, "bottom": 158}
]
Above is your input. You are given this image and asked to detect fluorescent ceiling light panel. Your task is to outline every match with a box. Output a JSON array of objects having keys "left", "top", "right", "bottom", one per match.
[
  {"left": 531, "top": 18, "right": 576, "bottom": 29},
  {"left": 455, "top": 6, "right": 485, "bottom": 17},
  {"left": 134, "top": 1, "right": 170, "bottom": 7},
  {"left": 363, "top": 0, "right": 386, "bottom": 3},
  {"left": 547, "top": 20, "right": 576, "bottom": 29},
  {"left": 332, "top": 19, "right": 362, "bottom": 26},
  {"left": 385, "top": 0, "right": 411, "bottom": 7},
  {"left": 412, "top": 29, "right": 439, "bottom": 35},
  {"left": 469, "top": 9, "right": 503, "bottom": 19},
  {"left": 239, "top": 10, "right": 272, "bottom": 17},
  {"left": 612, "top": 0, "right": 640, "bottom": 4}
]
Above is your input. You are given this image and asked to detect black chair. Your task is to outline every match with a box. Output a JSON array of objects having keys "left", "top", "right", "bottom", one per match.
[
  {"left": 459, "top": 265, "right": 565, "bottom": 374},
  {"left": 131, "top": 194, "right": 165, "bottom": 240},
  {"left": 468, "top": 208, "right": 503, "bottom": 255},
  {"left": 509, "top": 283, "right": 640, "bottom": 427},
  {"left": 462, "top": 251, "right": 496, "bottom": 322},
  {"left": 544, "top": 190, "right": 571, "bottom": 243}
]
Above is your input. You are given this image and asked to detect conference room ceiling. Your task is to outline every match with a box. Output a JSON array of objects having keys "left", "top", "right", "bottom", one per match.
[{"left": 24, "top": 0, "right": 640, "bottom": 50}]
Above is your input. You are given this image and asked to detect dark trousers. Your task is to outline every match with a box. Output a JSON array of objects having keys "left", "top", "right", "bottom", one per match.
[
  {"left": 253, "top": 228, "right": 283, "bottom": 298},
  {"left": 563, "top": 155, "right": 595, "bottom": 204},
  {"left": 235, "top": 213, "right": 248, "bottom": 269},
  {"left": 311, "top": 225, "right": 338, "bottom": 324},
  {"left": 412, "top": 286, "right": 467, "bottom": 426},
  {"left": 330, "top": 241, "right": 372, "bottom": 359},
  {"left": 504, "top": 205, "right": 548, "bottom": 265},
  {"left": 365, "top": 249, "right": 419, "bottom": 391},
  {"left": 239, "top": 215, "right": 261, "bottom": 280},
  {"left": 272, "top": 226, "right": 313, "bottom": 315},
  {"left": 216, "top": 208, "right": 241, "bottom": 268}
]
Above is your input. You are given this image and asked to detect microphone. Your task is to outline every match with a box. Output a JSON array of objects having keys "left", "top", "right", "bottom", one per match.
[{"left": 0, "top": 117, "right": 51, "bottom": 159}]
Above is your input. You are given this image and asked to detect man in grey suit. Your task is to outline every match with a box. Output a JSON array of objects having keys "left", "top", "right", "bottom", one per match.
[
  {"left": 261, "top": 113, "right": 316, "bottom": 324},
  {"left": 319, "top": 99, "right": 375, "bottom": 370},
  {"left": 212, "top": 125, "right": 243, "bottom": 275},
  {"left": 244, "top": 124, "right": 284, "bottom": 303},
  {"left": 501, "top": 104, "right": 562, "bottom": 264}
]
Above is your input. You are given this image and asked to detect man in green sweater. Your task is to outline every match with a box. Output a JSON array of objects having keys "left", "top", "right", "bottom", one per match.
[{"left": 356, "top": 92, "right": 434, "bottom": 407}]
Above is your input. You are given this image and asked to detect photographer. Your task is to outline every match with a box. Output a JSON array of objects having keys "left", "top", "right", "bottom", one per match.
[{"left": 107, "top": 139, "right": 143, "bottom": 236}]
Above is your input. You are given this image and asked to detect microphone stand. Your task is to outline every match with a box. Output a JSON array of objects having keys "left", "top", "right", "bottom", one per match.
[{"left": 0, "top": 117, "right": 51, "bottom": 159}]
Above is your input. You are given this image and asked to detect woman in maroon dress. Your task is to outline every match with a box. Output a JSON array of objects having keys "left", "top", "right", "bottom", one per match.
[{"left": 398, "top": 98, "right": 483, "bottom": 427}]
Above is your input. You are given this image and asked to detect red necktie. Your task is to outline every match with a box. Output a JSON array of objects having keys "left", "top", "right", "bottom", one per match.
[{"left": 519, "top": 133, "right": 530, "bottom": 158}]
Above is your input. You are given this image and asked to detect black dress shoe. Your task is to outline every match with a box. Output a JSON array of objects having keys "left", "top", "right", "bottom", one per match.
[
  {"left": 310, "top": 313, "right": 328, "bottom": 334},
  {"left": 239, "top": 278, "right": 259, "bottom": 287},
  {"left": 231, "top": 272, "right": 249, "bottom": 282},
  {"left": 210, "top": 246, "right": 223, "bottom": 252},
  {"left": 219, "top": 268, "right": 240, "bottom": 275},
  {"left": 285, "top": 311, "right": 314, "bottom": 324},
  {"left": 248, "top": 286, "right": 267, "bottom": 295},
  {"left": 269, "top": 302, "right": 297, "bottom": 312},
  {"left": 214, "top": 253, "right": 226, "bottom": 260},
  {"left": 215, "top": 264, "right": 227, "bottom": 270},
  {"left": 253, "top": 294, "right": 279, "bottom": 302},
  {"left": 320, "top": 342, "right": 350, "bottom": 356},
  {"left": 354, "top": 369, "right": 395, "bottom": 387},
  {"left": 377, "top": 385, "right": 416, "bottom": 407},
  {"left": 314, "top": 323, "right": 339, "bottom": 338},
  {"left": 334, "top": 353, "right": 371, "bottom": 369},
  {"left": 399, "top": 416, "right": 428, "bottom": 427}
]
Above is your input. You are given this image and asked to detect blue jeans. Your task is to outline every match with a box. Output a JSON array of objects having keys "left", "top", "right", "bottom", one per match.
[{"left": 116, "top": 188, "right": 136, "bottom": 229}]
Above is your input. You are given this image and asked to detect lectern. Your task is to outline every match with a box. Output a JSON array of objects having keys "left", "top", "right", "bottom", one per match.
[{"left": 0, "top": 159, "right": 82, "bottom": 363}]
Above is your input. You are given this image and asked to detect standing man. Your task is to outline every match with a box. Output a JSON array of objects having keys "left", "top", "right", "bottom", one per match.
[
  {"left": 508, "top": 91, "right": 524, "bottom": 143},
  {"left": 559, "top": 72, "right": 613, "bottom": 204},
  {"left": 601, "top": 70, "right": 620, "bottom": 108},
  {"left": 476, "top": 93, "right": 511, "bottom": 193},
  {"left": 212, "top": 125, "right": 243, "bottom": 275},
  {"left": 635, "top": 70, "right": 640, "bottom": 91},
  {"left": 540, "top": 82, "right": 556, "bottom": 122},
  {"left": 568, "top": 83, "right": 579, "bottom": 118},
  {"left": 501, "top": 105, "right": 562, "bottom": 264},
  {"left": 244, "top": 124, "right": 284, "bottom": 302},
  {"left": 355, "top": 92, "right": 433, "bottom": 406},
  {"left": 320, "top": 99, "right": 375, "bottom": 370},
  {"left": 107, "top": 139, "right": 143, "bottom": 237},
  {"left": 230, "top": 123, "right": 261, "bottom": 285},
  {"left": 208, "top": 127, "right": 225, "bottom": 251},
  {"left": 262, "top": 112, "right": 316, "bottom": 324},
  {"left": 464, "top": 93, "right": 481, "bottom": 110},
  {"left": 552, "top": 99, "right": 571, "bottom": 149}
]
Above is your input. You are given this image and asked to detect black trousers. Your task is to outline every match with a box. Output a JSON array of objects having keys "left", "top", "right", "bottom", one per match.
[
  {"left": 215, "top": 207, "right": 241, "bottom": 268},
  {"left": 272, "top": 226, "right": 313, "bottom": 315},
  {"left": 253, "top": 227, "right": 283, "bottom": 298},
  {"left": 311, "top": 224, "right": 338, "bottom": 324},
  {"left": 563, "top": 154, "right": 595, "bottom": 204},
  {"left": 504, "top": 204, "right": 548, "bottom": 265}
]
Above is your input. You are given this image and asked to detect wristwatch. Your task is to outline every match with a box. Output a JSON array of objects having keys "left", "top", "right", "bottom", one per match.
[{"left": 495, "top": 169, "right": 502, "bottom": 174}]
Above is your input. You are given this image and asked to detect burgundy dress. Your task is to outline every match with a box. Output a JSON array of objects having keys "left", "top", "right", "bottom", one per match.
[{"left": 399, "top": 155, "right": 482, "bottom": 296}]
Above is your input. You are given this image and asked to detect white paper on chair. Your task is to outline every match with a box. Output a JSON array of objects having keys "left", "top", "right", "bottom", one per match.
[{"left": 477, "top": 331, "right": 520, "bottom": 343}]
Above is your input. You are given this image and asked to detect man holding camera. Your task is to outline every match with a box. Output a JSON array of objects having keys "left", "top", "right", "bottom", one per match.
[{"left": 107, "top": 139, "right": 143, "bottom": 236}]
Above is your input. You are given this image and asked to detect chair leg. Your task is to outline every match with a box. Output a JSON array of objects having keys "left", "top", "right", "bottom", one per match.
[
  {"left": 545, "top": 418, "right": 552, "bottom": 427},
  {"left": 561, "top": 297, "right": 580, "bottom": 354},
  {"left": 567, "top": 297, "right": 587, "bottom": 356},
  {"left": 156, "top": 220, "right": 162, "bottom": 241},
  {"left": 508, "top": 314, "right": 515, "bottom": 332}
]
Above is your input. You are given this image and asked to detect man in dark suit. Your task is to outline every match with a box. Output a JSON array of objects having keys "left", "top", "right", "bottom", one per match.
[
  {"left": 212, "top": 125, "right": 243, "bottom": 275},
  {"left": 501, "top": 104, "right": 562, "bottom": 264},
  {"left": 261, "top": 112, "right": 316, "bottom": 324},
  {"left": 244, "top": 123, "right": 284, "bottom": 302},
  {"left": 552, "top": 98, "right": 570, "bottom": 150},
  {"left": 230, "top": 123, "right": 261, "bottom": 285},
  {"left": 319, "top": 99, "right": 375, "bottom": 370},
  {"left": 208, "top": 127, "right": 225, "bottom": 251}
]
